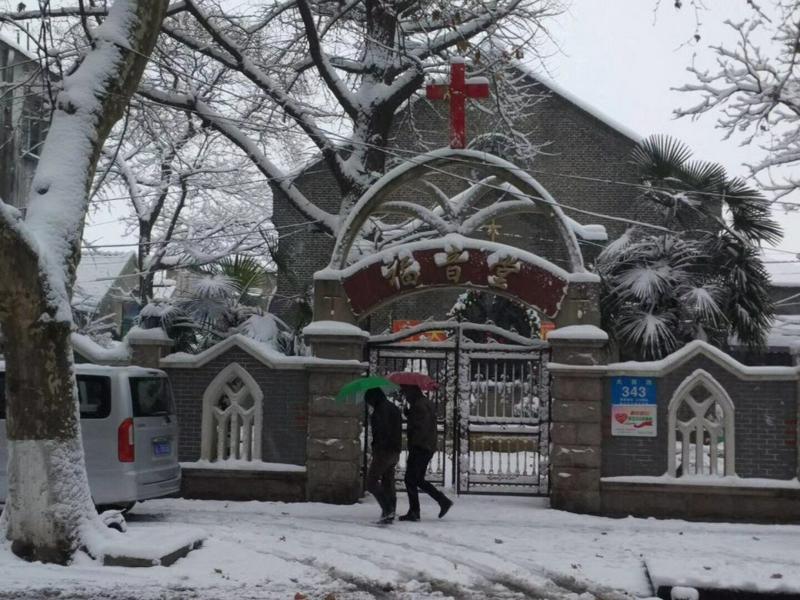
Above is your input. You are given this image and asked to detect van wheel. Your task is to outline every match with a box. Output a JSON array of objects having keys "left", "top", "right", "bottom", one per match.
[{"left": 97, "top": 502, "right": 136, "bottom": 515}]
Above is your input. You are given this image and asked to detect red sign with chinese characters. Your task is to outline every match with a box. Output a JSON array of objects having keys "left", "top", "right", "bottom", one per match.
[{"left": 341, "top": 247, "right": 568, "bottom": 318}]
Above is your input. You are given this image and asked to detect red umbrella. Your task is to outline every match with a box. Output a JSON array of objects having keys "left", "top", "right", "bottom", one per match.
[{"left": 387, "top": 372, "right": 439, "bottom": 391}]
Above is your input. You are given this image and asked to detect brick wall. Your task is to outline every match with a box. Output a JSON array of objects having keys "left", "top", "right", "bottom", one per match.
[
  {"left": 164, "top": 347, "right": 309, "bottom": 466},
  {"left": 602, "top": 355, "right": 798, "bottom": 480}
]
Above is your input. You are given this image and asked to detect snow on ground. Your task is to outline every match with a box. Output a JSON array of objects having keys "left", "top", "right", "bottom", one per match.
[{"left": 1, "top": 495, "right": 799, "bottom": 599}]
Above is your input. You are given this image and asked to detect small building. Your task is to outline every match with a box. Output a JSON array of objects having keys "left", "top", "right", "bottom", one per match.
[
  {"left": 73, "top": 252, "right": 139, "bottom": 338},
  {"left": 0, "top": 31, "right": 48, "bottom": 208}
]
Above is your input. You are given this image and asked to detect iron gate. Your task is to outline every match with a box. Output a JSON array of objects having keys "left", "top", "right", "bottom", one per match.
[{"left": 364, "top": 321, "right": 551, "bottom": 496}]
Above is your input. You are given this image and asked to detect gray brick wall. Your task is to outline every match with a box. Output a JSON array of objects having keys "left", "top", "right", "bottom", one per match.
[
  {"left": 270, "top": 71, "right": 669, "bottom": 329},
  {"left": 603, "top": 355, "right": 798, "bottom": 480},
  {"left": 165, "top": 347, "right": 309, "bottom": 466}
]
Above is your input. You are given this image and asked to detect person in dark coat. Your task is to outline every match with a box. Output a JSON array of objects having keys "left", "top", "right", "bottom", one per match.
[
  {"left": 364, "top": 388, "right": 402, "bottom": 524},
  {"left": 399, "top": 385, "right": 453, "bottom": 521}
]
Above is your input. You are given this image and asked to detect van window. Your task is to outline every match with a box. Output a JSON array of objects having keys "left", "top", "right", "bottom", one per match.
[
  {"left": 77, "top": 376, "right": 112, "bottom": 419},
  {"left": 0, "top": 373, "right": 111, "bottom": 419},
  {"left": 129, "top": 377, "right": 174, "bottom": 417}
]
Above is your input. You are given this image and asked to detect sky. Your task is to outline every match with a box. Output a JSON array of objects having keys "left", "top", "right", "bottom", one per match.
[
  {"left": 77, "top": 0, "right": 800, "bottom": 257},
  {"left": 539, "top": 0, "right": 800, "bottom": 266}
]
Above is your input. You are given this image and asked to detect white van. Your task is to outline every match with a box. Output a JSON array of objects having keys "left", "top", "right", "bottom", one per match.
[{"left": 0, "top": 363, "right": 181, "bottom": 511}]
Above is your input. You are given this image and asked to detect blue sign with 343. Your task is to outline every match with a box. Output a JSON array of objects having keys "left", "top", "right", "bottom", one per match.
[
  {"left": 611, "top": 377, "right": 656, "bottom": 405},
  {"left": 610, "top": 376, "right": 657, "bottom": 437}
]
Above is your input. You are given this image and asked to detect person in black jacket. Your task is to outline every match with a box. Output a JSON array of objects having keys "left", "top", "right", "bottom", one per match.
[
  {"left": 365, "top": 387, "right": 402, "bottom": 524},
  {"left": 399, "top": 385, "right": 453, "bottom": 522}
]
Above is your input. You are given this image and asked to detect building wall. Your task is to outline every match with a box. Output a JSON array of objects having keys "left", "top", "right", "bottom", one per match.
[{"left": 164, "top": 347, "right": 309, "bottom": 466}]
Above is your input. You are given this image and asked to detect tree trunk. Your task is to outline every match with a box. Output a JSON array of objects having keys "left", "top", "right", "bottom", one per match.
[
  {"left": 0, "top": 0, "right": 168, "bottom": 564},
  {"left": 1, "top": 271, "right": 90, "bottom": 563}
]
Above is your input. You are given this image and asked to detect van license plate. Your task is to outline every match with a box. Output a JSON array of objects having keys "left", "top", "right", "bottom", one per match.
[{"left": 153, "top": 440, "right": 171, "bottom": 456}]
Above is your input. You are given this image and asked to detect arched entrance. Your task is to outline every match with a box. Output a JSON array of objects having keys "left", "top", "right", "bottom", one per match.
[{"left": 307, "top": 148, "right": 602, "bottom": 496}]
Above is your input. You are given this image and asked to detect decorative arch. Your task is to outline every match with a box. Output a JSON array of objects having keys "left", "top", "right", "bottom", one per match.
[
  {"left": 667, "top": 369, "right": 735, "bottom": 477},
  {"left": 201, "top": 362, "right": 264, "bottom": 462},
  {"left": 329, "top": 148, "right": 586, "bottom": 273},
  {"left": 313, "top": 148, "right": 602, "bottom": 325}
]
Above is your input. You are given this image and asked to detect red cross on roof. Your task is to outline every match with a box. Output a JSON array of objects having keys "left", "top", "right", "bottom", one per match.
[{"left": 425, "top": 57, "right": 491, "bottom": 149}]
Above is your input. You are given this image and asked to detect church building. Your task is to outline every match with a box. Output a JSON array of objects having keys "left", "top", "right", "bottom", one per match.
[{"left": 270, "top": 64, "right": 665, "bottom": 334}]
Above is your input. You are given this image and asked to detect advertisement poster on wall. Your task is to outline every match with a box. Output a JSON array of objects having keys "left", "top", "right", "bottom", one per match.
[{"left": 610, "top": 377, "right": 657, "bottom": 437}]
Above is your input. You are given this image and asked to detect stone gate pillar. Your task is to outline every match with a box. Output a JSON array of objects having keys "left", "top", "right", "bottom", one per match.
[
  {"left": 547, "top": 325, "right": 608, "bottom": 514},
  {"left": 126, "top": 326, "right": 174, "bottom": 368},
  {"left": 303, "top": 322, "right": 369, "bottom": 503}
]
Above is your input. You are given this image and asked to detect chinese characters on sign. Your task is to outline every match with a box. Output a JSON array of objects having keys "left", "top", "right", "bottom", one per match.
[
  {"left": 434, "top": 248, "right": 469, "bottom": 284},
  {"left": 488, "top": 255, "right": 521, "bottom": 290},
  {"left": 381, "top": 253, "right": 420, "bottom": 290},
  {"left": 610, "top": 377, "right": 657, "bottom": 437}
]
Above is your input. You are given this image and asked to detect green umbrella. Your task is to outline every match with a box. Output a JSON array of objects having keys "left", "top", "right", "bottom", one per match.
[{"left": 335, "top": 375, "right": 398, "bottom": 403}]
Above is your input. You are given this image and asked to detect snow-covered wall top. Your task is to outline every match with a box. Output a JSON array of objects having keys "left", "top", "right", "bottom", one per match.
[
  {"left": 548, "top": 325, "right": 608, "bottom": 342},
  {"left": 608, "top": 340, "right": 798, "bottom": 380},
  {"left": 302, "top": 321, "right": 370, "bottom": 338},
  {"left": 549, "top": 340, "right": 799, "bottom": 380},
  {"left": 160, "top": 334, "right": 363, "bottom": 370}
]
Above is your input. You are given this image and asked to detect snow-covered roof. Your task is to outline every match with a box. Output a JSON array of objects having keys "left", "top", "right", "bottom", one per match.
[
  {"left": 762, "top": 247, "right": 800, "bottom": 288},
  {"left": 0, "top": 31, "right": 39, "bottom": 62},
  {"left": 512, "top": 61, "right": 643, "bottom": 143},
  {"left": 73, "top": 252, "right": 137, "bottom": 312}
]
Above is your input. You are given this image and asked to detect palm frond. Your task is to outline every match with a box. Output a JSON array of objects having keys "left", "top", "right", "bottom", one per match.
[
  {"left": 723, "top": 178, "right": 782, "bottom": 245},
  {"left": 631, "top": 134, "right": 693, "bottom": 179},
  {"left": 679, "top": 160, "right": 726, "bottom": 193}
]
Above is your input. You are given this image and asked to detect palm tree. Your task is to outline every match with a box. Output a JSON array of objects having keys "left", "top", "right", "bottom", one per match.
[
  {"left": 598, "top": 135, "right": 781, "bottom": 360},
  {"left": 140, "top": 254, "right": 298, "bottom": 354}
]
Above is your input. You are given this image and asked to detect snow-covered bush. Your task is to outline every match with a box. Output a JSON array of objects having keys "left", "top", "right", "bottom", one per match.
[
  {"left": 138, "top": 255, "right": 300, "bottom": 354},
  {"left": 597, "top": 136, "right": 780, "bottom": 360}
]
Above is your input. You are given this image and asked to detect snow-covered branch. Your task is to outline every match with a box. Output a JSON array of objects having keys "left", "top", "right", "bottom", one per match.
[{"left": 676, "top": 4, "right": 800, "bottom": 197}]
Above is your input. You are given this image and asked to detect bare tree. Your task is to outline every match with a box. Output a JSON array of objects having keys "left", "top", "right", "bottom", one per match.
[
  {"left": 0, "top": 0, "right": 167, "bottom": 563},
  {"left": 95, "top": 97, "right": 272, "bottom": 304},
  {"left": 140, "top": 0, "right": 564, "bottom": 235},
  {"left": 675, "top": 1, "right": 800, "bottom": 199}
]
